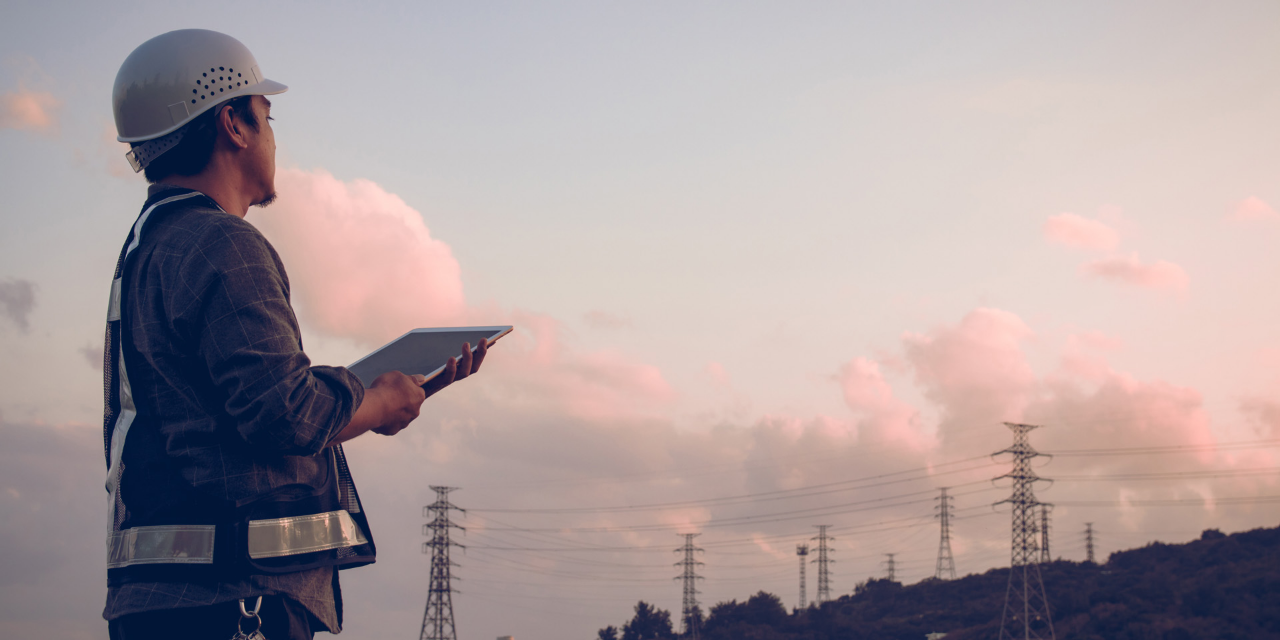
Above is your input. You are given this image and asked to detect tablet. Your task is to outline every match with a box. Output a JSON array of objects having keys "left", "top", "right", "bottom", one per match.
[{"left": 346, "top": 326, "right": 512, "bottom": 388}]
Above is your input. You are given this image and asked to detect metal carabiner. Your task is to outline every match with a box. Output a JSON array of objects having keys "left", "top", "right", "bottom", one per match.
[
  {"left": 233, "top": 596, "right": 266, "bottom": 640},
  {"left": 238, "top": 596, "right": 262, "bottom": 618}
]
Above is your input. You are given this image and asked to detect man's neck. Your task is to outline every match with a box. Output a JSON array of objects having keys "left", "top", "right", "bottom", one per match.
[{"left": 161, "top": 165, "right": 252, "bottom": 218}]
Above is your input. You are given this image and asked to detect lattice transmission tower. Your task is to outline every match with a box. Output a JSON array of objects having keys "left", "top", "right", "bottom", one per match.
[
  {"left": 420, "top": 486, "right": 464, "bottom": 640},
  {"left": 812, "top": 525, "right": 834, "bottom": 604},
  {"left": 796, "top": 543, "right": 809, "bottom": 610},
  {"left": 674, "top": 533, "right": 704, "bottom": 639},
  {"left": 883, "top": 553, "right": 897, "bottom": 582},
  {"left": 993, "top": 422, "right": 1056, "bottom": 640},
  {"left": 1039, "top": 503, "right": 1053, "bottom": 564},
  {"left": 935, "top": 487, "right": 957, "bottom": 580},
  {"left": 1084, "top": 523, "right": 1096, "bottom": 564}
]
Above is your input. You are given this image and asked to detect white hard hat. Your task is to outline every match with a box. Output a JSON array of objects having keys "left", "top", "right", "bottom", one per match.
[{"left": 113, "top": 29, "right": 287, "bottom": 171}]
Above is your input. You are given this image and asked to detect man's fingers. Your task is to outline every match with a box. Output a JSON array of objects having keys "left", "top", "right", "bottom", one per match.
[
  {"left": 456, "top": 343, "right": 473, "bottom": 380},
  {"left": 471, "top": 338, "right": 488, "bottom": 373},
  {"left": 417, "top": 336, "right": 490, "bottom": 397},
  {"left": 422, "top": 358, "right": 457, "bottom": 396},
  {"left": 411, "top": 374, "right": 428, "bottom": 386}
]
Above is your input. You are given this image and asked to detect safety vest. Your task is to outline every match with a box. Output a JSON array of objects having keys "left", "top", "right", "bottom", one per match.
[{"left": 103, "top": 190, "right": 375, "bottom": 582}]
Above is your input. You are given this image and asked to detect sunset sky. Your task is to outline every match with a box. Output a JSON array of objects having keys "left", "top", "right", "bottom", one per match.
[{"left": 2, "top": 2, "right": 1278, "bottom": 639}]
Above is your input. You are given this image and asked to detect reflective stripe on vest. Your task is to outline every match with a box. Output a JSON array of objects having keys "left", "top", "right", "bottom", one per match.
[
  {"left": 247, "top": 509, "right": 370, "bottom": 559},
  {"left": 107, "top": 524, "right": 215, "bottom": 568},
  {"left": 105, "top": 191, "right": 204, "bottom": 534},
  {"left": 106, "top": 509, "right": 369, "bottom": 568}
]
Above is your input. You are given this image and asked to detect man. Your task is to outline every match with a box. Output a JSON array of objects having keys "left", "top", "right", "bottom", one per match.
[{"left": 102, "top": 29, "right": 482, "bottom": 639}]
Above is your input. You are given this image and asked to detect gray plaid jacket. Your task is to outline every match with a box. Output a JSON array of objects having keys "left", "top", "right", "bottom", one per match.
[{"left": 102, "top": 184, "right": 366, "bottom": 632}]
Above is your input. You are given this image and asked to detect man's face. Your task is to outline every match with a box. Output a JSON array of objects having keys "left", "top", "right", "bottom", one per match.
[{"left": 243, "top": 95, "right": 277, "bottom": 207}]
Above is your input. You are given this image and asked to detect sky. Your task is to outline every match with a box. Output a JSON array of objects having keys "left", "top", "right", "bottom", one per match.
[{"left": 1, "top": 1, "right": 1279, "bottom": 638}]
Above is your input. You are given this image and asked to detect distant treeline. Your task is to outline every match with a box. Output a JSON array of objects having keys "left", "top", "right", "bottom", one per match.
[{"left": 597, "top": 525, "right": 1280, "bottom": 640}]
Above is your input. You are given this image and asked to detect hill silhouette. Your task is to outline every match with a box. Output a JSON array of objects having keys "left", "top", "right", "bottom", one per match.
[{"left": 601, "top": 525, "right": 1280, "bottom": 640}]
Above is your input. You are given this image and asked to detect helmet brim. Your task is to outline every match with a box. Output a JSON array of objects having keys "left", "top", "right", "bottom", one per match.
[
  {"left": 252, "top": 79, "right": 289, "bottom": 96},
  {"left": 116, "top": 78, "right": 289, "bottom": 143}
]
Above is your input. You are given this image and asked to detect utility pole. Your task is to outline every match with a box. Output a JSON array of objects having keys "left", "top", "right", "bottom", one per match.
[
  {"left": 674, "top": 533, "right": 704, "bottom": 639},
  {"left": 935, "top": 487, "right": 957, "bottom": 580},
  {"left": 796, "top": 543, "right": 809, "bottom": 610},
  {"left": 420, "top": 486, "right": 464, "bottom": 640},
  {"left": 812, "top": 525, "right": 834, "bottom": 604},
  {"left": 994, "top": 422, "right": 1056, "bottom": 640},
  {"left": 1084, "top": 523, "right": 1096, "bottom": 564},
  {"left": 1039, "top": 503, "right": 1053, "bottom": 564},
  {"left": 884, "top": 553, "right": 897, "bottom": 582}
]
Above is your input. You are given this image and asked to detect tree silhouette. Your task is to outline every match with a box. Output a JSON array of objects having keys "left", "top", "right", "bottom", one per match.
[
  {"left": 595, "top": 527, "right": 1280, "bottom": 640},
  {"left": 621, "top": 601, "right": 675, "bottom": 640}
]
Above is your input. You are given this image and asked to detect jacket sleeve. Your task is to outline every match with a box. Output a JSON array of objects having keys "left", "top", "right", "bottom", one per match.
[{"left": 180, "top": 216, "right": 365, "bottom": 456}]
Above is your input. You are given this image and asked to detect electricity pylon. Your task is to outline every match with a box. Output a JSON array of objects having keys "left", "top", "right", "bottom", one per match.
[
  {"left": 796, "top": 543, "right": 809, "bottom": 609},
  {"left": 884, "top": 553, "right": 897, "bottom": 582},
  {"left": 674, "top": 533, "right": 704, "bottom": 639},
  {"left": 1085, "top": 523, "right": 1096, "bottom": 564},
  {"left": 1039, "top": 503, "right": 1053, "bottom": 564},
  {"left": 420, "top": 486, "right": 464, "bottom": 640},
  {"left": 993, "top": 422, "right": 1056, "bottom": 640},
  {"left": 935, "top": 487, "right": 957, "bottom": 580},
  {"left": 812, "top": 525, "right": 834, "bottom": 604}
]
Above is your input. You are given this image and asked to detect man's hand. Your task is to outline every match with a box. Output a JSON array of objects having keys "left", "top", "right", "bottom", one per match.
[
  {"left": 421, "top": 337, "right": 489, "bottom": 399},
  {"left": 368, "top": 370, "right": 428, "bottom": 436},
  {"left": 328, "top": 339, "right": 489, "bottom": 446},
  {"left": 329, "top": 371, "right": 425, "bottom": 445}
]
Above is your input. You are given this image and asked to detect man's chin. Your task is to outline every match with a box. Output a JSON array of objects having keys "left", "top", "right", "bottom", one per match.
[{"left": 253, "top": 192, "right": 278, "bottom": 208}]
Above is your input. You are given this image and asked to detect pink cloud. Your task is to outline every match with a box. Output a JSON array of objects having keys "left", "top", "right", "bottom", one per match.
[
  {"left": 705, "top": 361, "right": 729, "bottom": 387},
  {"left": 1228, "top": 196, "right": 1277, "bottom": 222},
  {"left": 1080, "top": 253, "right": 1189, "bottom": 292},
  {"left": 902, "top": 308, "right": 1037, "bottom": 440},
  {"left": 1034, "top": 368, "right": 1216, "bottom": 455},
  {"left": 838, "top": 357, "right": 928, "bottom": 450},
  {"left": 1059, "top": 331, "right": 1123, "bottom": 380},
  {"left": 890, "top": 309, "right": 1216, "bottom": 458},
  {"left": 0, "top": 89, "right": 58, "bottom": 133},
  {"left": 252, "top": 168, "right": 467, "bottom": 345},
  {"left": 1044, "top": 213, "right": 1120, "bottom": 251},
  {"left": 752, "top": 533, "right": 793, "bottom": 560},
  {"left": 849, "top": 308, "right": 1270, "bottom": 528},
  {"left": 864, "top": 310, "right": 1252, "bottom": 474},
  {"left": 738, "top": 414, "right": 865, "bottom": 492},
  {"left": 482, "top": 311, "right": 675, "bottom": 423}
]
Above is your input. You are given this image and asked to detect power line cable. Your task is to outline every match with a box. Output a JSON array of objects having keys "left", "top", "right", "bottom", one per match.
[{"left": 471, "top": 457, "right": 999, "bottom": 514}]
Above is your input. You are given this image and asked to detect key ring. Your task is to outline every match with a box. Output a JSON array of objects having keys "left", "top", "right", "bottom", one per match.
[{"left": 238, "top": 596, "right": 263, "bottom": 636}]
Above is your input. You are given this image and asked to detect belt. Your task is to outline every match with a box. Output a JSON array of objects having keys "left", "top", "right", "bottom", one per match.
[{"left": 107, "top": 509, "right": 369, "bottom": 569}]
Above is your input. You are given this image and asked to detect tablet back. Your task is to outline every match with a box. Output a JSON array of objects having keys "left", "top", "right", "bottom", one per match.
[{"left": 347, "top": 326, "right": 510, "bottom": 387}]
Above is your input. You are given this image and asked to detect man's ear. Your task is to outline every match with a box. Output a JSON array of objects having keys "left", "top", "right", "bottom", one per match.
[{"left": 217, "top": 105, "right": 249, "bottom": 150}]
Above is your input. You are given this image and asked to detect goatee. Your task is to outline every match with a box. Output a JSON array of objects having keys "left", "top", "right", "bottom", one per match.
[{"left": 254, "top": 192, "right": 278, "bottom": 208}]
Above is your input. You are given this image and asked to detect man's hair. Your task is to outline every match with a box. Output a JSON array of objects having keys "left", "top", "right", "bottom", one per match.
[{"left": 138, "top": 96, "right": 259, "bottom": 184}]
